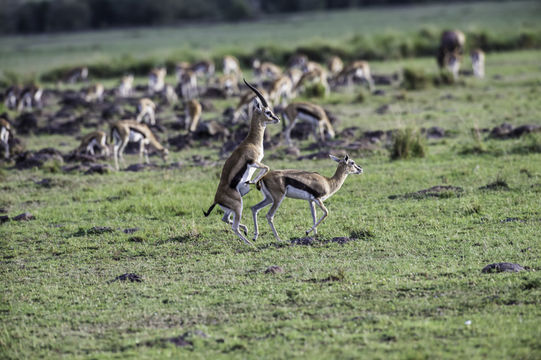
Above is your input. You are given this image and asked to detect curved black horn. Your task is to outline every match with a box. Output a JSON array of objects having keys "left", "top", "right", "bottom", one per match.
[{"left": 243, "top": 78, "right": 269, "bottom": 108}]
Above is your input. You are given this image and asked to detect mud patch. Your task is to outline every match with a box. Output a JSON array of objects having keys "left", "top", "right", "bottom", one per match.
[
  {"left": 109, "top": 273, "right": 143, "bottom": 283},
  {"left": 85, "top": 164, "right": 113, "bottom": 175},
  {"left": 290, "top": 237, "right": 316, "bottom": 246},
  {"left": 489, "top": 122, "right": 541, "bottom": 139},
  {"left": 73, "top": 226, "right": 114, "bottom": 236},
  {"left": 479, "top": 180, "right": 509, "bottom": 191},
  {"left": 389, "top": 185, "right": 463, "bottom": 199},
  {"left": 482, "top": 263, "right": 526, "bottom": 273},
  {"left": 264, "top": 266, "right": 284, "bottom": 274},
  {"left": 124, "top": 163, "right": 160, "bottom": 172},
  {"left": 123, "top": 228, "right": 140, "bottom": 234},
  {"left": 13, "top": 212, "right": 34, "bottom": 221}
]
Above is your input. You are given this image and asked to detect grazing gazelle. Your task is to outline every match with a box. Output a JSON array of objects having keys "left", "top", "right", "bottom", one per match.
[
  {"left": 178, "top": 69, "right": 198, "bottom": 100},
  {"left": 117, "top": 75, "right": 134, "bottom": 97},
  {"left": 470, "top": 49, "right": 485, "bottom": 79},
  {"left": 65, "top": 66, "right": 88, "bottom": 84},
  {"left": 327, "top": 56, "right": 344, "bottom": 77},
  {"left": 216, "top": 74, "right": 239, "bottom": 97},
  {"left": 437, "top": 30, "right": 466, "bottom": 79},
  {"left": 223, "top": 55, "right": 242, "bottom": 77},
  {"left": 111, "top": 120, "right": 168, "bottom": 170},
  {"left": 283, "top": 102, "right": 335, "bottom": 145},
  {"left": 148, "top": 67, "right": 167, "bottom": 94},
  {"left": 336, "top": 61, "right": 375, "bottom": 91},
  {"left": 184, "top": 99, "right": 202, "bottom": 132},
  {"left": 84, "top": 83, "right": 104, "bottom": 103},
  {"left": 17, "top": 85, "right": 43, "bottom": 112},
  {"left": 136, "top": 98, "right": 156, "bottom": 125},
  {"left": 1, "top": 117, "right": 12, "bottom": 159},
  {"left": 251, "top": 154, "right": 363, "bottom": 241},
  {"left": 203, "top": 80, "right": 280, "bottom": 245},
  {"left": 253, "top": 59, "right": 282, "bottom": 83},
  {"left": 77, "top": 130, "right": 110, "bottom": 157},
  {"left": 294, "top": 67, "right": 330, "bottom": 97}
]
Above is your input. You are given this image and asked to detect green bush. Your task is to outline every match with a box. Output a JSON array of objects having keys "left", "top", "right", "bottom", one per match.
[
  {"left": 402, "top": 68, "right": 430, "bottom": 91},
  {"left": 390, "top": 128, "right": 426, "bottom": 160}
]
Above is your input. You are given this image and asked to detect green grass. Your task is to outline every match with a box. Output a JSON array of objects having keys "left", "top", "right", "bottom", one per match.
[{"left": 1, "top": 47, "right": 541, "bottom": 358}]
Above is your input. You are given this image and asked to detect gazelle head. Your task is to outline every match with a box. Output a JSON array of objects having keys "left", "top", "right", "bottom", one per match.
[
  {"left": 160, "top": 148, "right": 169, "bottom": 163},
  {"left": 244, "top": 79, "right": 280, "bottom": 126},
  {"left": 330, "top": 154, "right": 363, "bottom": 175}
]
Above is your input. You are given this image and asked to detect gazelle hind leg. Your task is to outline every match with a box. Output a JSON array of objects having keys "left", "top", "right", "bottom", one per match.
[
  {"left": 266, "top": 192, "right": 286, "bottom": 242},
  {"left": 306, "top": 198, "right": 328, "bottom": 235},
  {"left": 251, "top": 184, "right": 274, "bottom": 241}
]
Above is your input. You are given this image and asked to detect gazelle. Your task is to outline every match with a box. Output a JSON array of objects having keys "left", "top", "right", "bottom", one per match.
[
  {"left": 4, "top": 86, "right": 20, "bottom": 110},
  {"left": 164, "top": 84, "right": 179, "bottom": 104},
  {"left": 17, "top": 85, "right": 43, "bottom": 112},
  {"left": 1, "top": 117, "right": 12, "bottom": 159},
  {"left": 283, "top": 102, "right": 335, "bottom": 145},
  {"left": 178, "top": 69, "right": 198, "bottom": 100},
  {"left": 136, "top": 98, "right": 157, "bottom": 125},
  {"left": 232, "top": 87, "right": 271, "bottom": 123},
  {"left": 253, "top": 59, "right": 282, "bottom": 83},
  {"left": 84, "top": 83, "right": 104, "bottom": 103},
  {"left": 268, "top": 75, "right": 294, "bottom": 107},
  {"left": 203, "top": 80, "right": 280, "bottom": 245},
  {"left": 216, "top": 74, "right": 239, "bottom": 97},
  {"left": 327, "top": 56, "right": 344, "bottom": 77},
  {"left": 111, "top": 120, "right": 168, "bottom": 170},
  {"left": 251, "top": 154, "right": 363, "bottom": 241},
  {"left": 65, "top": 66, "right": 88, "bottom": 83},
  {"left": 335, "top": 61, "right": 375, "bottom": 91},
  {"left": 437, "top": 30, "right": 466, "bottom": 79},
  {"left": 117, "top": 75, "right": 134, "bottom": 97},
  {"left": 148, "top": 67, "right": 167, "bottom": 94},
  {"left": 185, "top": 99, "right": 202, "bottom": 132},
  {"left": 294, "top": 67, "right": 330, "bottom": 97},
  {"left": 191, "top": 60, "right": 215, "bottom": 80},
  {"left": 223, "top": 55, "right": 242, "bottom": 77},
  {"left": 471, "top": 49, "right": 485, "bottom": 79},
  {"left": 77, "top": 130, "right": 110, "bottom": 157}
]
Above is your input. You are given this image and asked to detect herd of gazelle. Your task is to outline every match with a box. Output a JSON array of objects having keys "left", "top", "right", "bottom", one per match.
[{"left": 1, "top": 30, "right": 485, "bottom": 242}]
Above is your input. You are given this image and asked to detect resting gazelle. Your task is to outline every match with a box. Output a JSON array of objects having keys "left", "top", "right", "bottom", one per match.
[
  {"left": 77, "top": 130, "right": 110, "bottom": 157},
  {"left": 203, "top": 80, "right": 280, "bottom": 245},
  {"left": 251, "top": 154, "right": 363, "bottom": 242},
  {"left": 111, "top": 120, "right": 168, "bottom": 170},
  {"left": 283, "top": 102, "right": 335, "bottom": 145}
]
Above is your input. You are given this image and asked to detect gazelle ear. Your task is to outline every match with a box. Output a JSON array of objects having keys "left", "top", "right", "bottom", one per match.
[
  {"left": 344, "top": 154, "right": 349, "bottom": 162},
  {"left": 329, "top": 154, "right": 341, "bottom": 163},
  {"left": 253, "top": 97, "right": 262, "bottom": 113}
]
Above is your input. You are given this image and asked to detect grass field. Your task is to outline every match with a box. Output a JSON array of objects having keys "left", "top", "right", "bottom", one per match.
[{"left": 1, "top": 2, "right": 541, "bottom": 359}]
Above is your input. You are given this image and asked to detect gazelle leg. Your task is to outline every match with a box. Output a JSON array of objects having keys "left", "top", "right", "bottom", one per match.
[
  {"left": 113, "top": 145, "right": 120, "bottom": 170},
  {"left": 284, "top": 117, "right": 298, "bottom": 146},
  {"left": 306, "top": 198, "right": 328, "bottom": 235},
  {"left": 251, "top": 185, "right": 273, "bottom": 241},
  {"left": 309, "top": 200, "right": 318, "bottom": 236},
  {"left": 266, "top": 193, "right": 286, "bottom": 242},
  {"left": 221, "top": 205, "right": 248, "bottom": 237},
  {"left": 3, "top": 142, "right": 9, "bottom": 159}
]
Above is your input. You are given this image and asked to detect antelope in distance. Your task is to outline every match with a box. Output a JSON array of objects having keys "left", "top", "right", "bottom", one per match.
[
  {"left": 191, "top": 60, "right": 215, "bottom": 81},
  {"left": 64, "top": 66, "right": 88, "bottom": 84},
  {"left": 335, "top": 61, "right": 375, "bottom": 91},
  {"left": 223, "top": 55, "right": 242, "bottom": 77},
  {"left": 164, "top": 84, "right": 179, "bottom": 104},
  {"left": 178, "top": 69, "right": 198, "bottom": 100},
  {"left": 232, "top": 87, "right": 271, "bottom": 123},
  {"left": 84, "top": 83, "right": 104, "bottom": 103},
  {"left": 77, "top": 130, "right": 110, "bottom": 157},
  {"left": 111, "top": 120, "right": 168, "bottom": 170},
  {"left": 117, "top": 75, "right": 134, "bottom": 97},
  {"left": 6, "top": 85, "right": 43, "bottom": 112},
  {"left": 203, "top": 80, "right": 280, "bottom": 246},
  {"left": 184, "top": 99, "right": 202, "bottom": 133},
  {"left": 216, "top": 74, "right": 239, "bottom": 97},
  {"left": 268, "top": 75, "right": 294, "bottom": 107},
  {"left": 327, "top": 56, "right": 344, "bottom": 77},
  {"left": 471, "top": 49, "right": 486, "bottom": 79},
  {"left": 136, "top": 98, "right": 157, "bottom": 125},
  {"left": 1, "top": 117, "right": 12, "bottom": 159},
  {"left": 283, "top": 102, "right": 335, "bottom": 146},
  {"left": 251, "top": 154, "right": 363, "bottom": 242},
  {"left": 148, "top": 67, "right": 167, "bottom": 94},
  {"left": 4, "top": 86, "right": 20, "bottom": 110},
  {"left": 252, "top": 60, "right": 283, "bottom": 84},
  {"left": 294, "top": 66, "right": 330, "bottom": 97},
  {"left": 437, "top": 30, "right": 466, "bottom": 80}
]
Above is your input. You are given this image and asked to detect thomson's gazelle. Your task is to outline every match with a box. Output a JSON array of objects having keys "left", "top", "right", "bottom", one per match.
[
  {"left": 185, "top": 99, "right": 202, "bottom": 132},
  {"left": 251, "top": 154, "right": 363, "bottom": 241},
  {"left": 111, "top": 120, "right": 168, "bottom": 170},
  {"left": 1, "top": 117, "right": 12, "bottom": 159},
  {"left": 203, "top": 80, "right": 280, "bottom": 245},
  {"left": 117, "top": 75, "right": 134, "bottom": 97},
  {"left": 136, "top": 98, "right": 157, "bottom": 125},
  {"left": 283, "top": 102, "right": 335, "bottom": 145},
  {"left": 470, "top": 49, "right": 485, "bottom": 79},
  {"left": 77, "top": 131, "right": 110, "bottom": 157}
]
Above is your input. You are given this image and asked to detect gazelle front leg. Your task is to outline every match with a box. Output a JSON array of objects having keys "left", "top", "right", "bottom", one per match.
[
  {"left": 306, "top": 198, "right": 328, "bottom": 235},
  {"left": 284, "top": 118, "right": 298, "bottom": 146},
  {"left": 266, "top": 193, "right": 286, "bottom": 242},
  {"left": 251, "top": 185, "right": 273, "bottom": 241},
  {"left": 221, "top": 207, "right": 248, "bottom": 236},
  {"left": 309, "top": 200, "right": 318, "bottom": 236},
  {"left": 247, "top": 162, "right": 270, "bottom": 184}
]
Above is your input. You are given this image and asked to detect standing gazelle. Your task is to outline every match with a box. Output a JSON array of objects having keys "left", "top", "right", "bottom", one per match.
[
  {"left": 471, "top": 49, "right": 485, "bottom": 79},
  {"left": 111, "top": 120, "right": 168, "bottom": 170},
  {"left": 1, "top": 117, "right": 12, "bottom": 159},
  {"left": 251, "top": 154, "right": 363, "bottom": 242},
  {"left": 283, "top": 102, "right": 335, "bottom": 145},
  {"left": 77, "top": 130, "right": 110, "bottom": 157},
  {"left": 136, "top": 98, "right": 157, "bottom": 125},
  {"left": 203, "top": 80, "right": 280, "bottom": 246}
]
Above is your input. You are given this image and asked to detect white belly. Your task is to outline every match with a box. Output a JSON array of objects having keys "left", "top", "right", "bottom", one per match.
[
  {"left": 1, "top": 128, "right": 8, "bottom": 143},
  {"left": 297, "top": 112, "right": 319, "bottom": 125},
  {"left": 86, "top": 138, "right": 98, "bottom": 153},
  {"left": 129, "top": 131, "right": 145, "bottom": 143},
  {"left": 286, "top": 185, "right": 314, "bottom": 201}
]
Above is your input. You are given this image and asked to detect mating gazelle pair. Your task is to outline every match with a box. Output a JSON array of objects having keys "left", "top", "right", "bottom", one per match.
[{"left": 204, "top": 80, "right": 363, "bottom": 245}]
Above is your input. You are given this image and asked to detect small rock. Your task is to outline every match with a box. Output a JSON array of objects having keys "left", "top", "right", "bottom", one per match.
[
  {"left": 0, "top": 215, "right": 9, "bottom": 224},
  {"left": 481, "top": 262, "right": 525, "bottom": 273},
  {"left": 13, "top": 212, "right": 34, "bottom": 221},
  {"left": 265, "top": 266, "right": 284, "bottom": 274},
  {"left": 123, "top": 228, "right": 140, "bottom": 234},
  {"left": 84, "top": 164, "right": 113, "bottom": 175}
]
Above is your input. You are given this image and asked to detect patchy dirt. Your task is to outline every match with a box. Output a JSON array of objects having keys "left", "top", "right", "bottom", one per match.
[
  {"left": 389, "top": 185, "right": 464, "bottom": 199},
  {"left": 264, "top": 266, "right": 284, "bottom": 274},
  {"left": 482, "top": 263, "right": 526, "bottom": 273},
  {"left": 15, "top": 148, "right": 64, "bottom": 169},
  {"left": 13, "top": 212, "right": 34, "bottom": 221},
  {"left": 73, "top": 226, "right": 114, "bottom": 236},
  {"left": 479, "top": 179, "right": 510, "bottom": 191},
  {"left": 290, "top": 237, "right": 316, "bottom": 246},
  {"left": 109, "top": 273, "right": 143, "bottom": 283},
  {"left": 85, "top": 164, "right": 114, "bottom": 175},
  {"left": 489, "top": 123, "right": 541, "bottom": 139}
]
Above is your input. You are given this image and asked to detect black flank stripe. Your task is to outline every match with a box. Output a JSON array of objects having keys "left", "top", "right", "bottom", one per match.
[
  {"left": 285, "top": 177, "right": 323, "bottom": 198},
  {"left": 230, "top": 160, "right": 252, "bottom": 189},
  {"left": 128, "top": 127, "right": 146, "bottom": 138},
  {"left": 297, "top": 107, "right": 319, "bottom": 119}
]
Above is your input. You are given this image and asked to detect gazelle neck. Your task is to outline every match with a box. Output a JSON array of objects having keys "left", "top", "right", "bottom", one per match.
[
  {"left": 328, "top": 164, "right": 349, "bottom": 194},
  {"left": 243, "top": 113, "right": 266, "bottom": 147}
]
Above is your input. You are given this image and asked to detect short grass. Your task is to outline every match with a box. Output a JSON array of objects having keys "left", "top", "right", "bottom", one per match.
[{"left": 1, "top": 46, "right": 541, "bottom": 358}]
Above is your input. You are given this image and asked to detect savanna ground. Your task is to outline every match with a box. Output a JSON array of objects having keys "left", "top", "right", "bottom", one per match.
[{"left": 1, "top": 2, "right": 541, "bottom": 359}]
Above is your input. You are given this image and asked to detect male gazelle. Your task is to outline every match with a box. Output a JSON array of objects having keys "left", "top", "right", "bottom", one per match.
[
  {"left": 203, "top": 80, "right": 280, "bottom": 245},
  {"left": 117, "top": 75, "right": 134, "bottom": 97},
  {"left": 148, "top": 67, "right": 167, "bottom": 94},
  {"left": 251, "top": 154, "right": 363, "bottom": 241},
  {"left": 471, "top": 49, "right": 485, "bottom": 79},
  {"left": 111, "top": 120, "right": 168, "bottom": 170},
  {"left": 223, "top": 55, "right": 242, "bottom": 77},
  {"left": 336, "top": 61, "right": 375, "bottom": 91},
  {"left": 1, "top": 117, "right": 12, "bottom": 159},
  {"left": 136, "top": 98, "right": 157, "bottom": 125},
  {"left": 77, "top": 130, "right": 110, "bottom": 157},
  {"left": 283, "top": 102, "right": 335, "bottom": 145},
  {"left": 185, "top": 99, "right": 202, "bottom": 132},
  {"left": 84, "top": 83, "right": 104, "bottom": 103},
  {"left": 437, "top": 30, "right": 465, "bottom": 80}
]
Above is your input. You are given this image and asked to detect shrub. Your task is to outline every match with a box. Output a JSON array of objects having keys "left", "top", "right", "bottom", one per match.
[
  {"left": 402, "top": 68, "right": 430, "bottom": 91},
  {"left": 390, "top": 128, "right": 426, "bottom": 160},
  {"left": 303, "top": 83, "right": 327, "bottom": 98}
]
